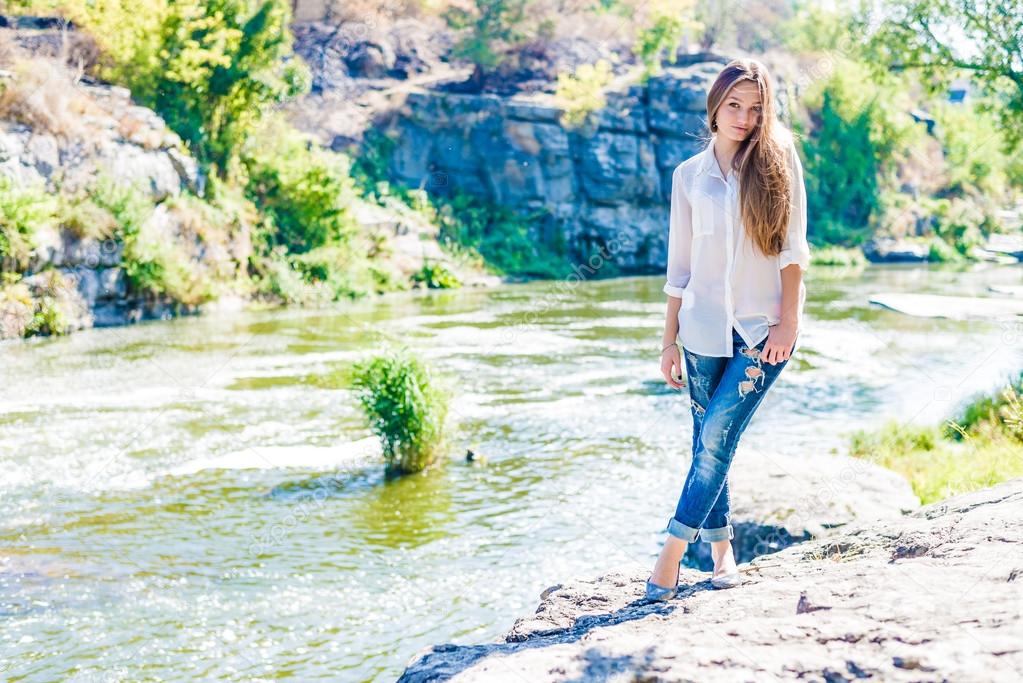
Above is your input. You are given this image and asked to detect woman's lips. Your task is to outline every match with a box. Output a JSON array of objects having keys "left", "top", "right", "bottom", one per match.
[{"left": 732, "top": 125, "right": 747, "bottom": 132}]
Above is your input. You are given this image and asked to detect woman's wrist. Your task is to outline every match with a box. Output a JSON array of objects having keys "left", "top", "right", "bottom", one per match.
[{"left": 661, "top": 341, "right": 678, "bottom": 354}]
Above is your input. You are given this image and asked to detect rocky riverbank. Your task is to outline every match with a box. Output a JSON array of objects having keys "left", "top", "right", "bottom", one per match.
[
  {"left": 0, "top": 17, "right": 498, "bottom": 341},
  {"left": 399, "top": 473, "right": 1023, "bottom": 682}
]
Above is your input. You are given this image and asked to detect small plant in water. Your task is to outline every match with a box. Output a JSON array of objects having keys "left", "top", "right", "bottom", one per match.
[{"left": 350, "top": 347, "right": 451, "bottom": 476}]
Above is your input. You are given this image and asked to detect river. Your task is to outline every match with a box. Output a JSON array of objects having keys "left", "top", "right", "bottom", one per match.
[{"left": 2, "top": 263, "right": 1022, "bottom": 681}]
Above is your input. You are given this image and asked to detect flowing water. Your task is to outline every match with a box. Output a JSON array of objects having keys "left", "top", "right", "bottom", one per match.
[{"left": 2, "top": 263, "right": 1022, "bottom": 681}]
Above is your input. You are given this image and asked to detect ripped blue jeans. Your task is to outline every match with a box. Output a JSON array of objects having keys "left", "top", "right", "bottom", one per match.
[{"left": 667, "top": 326, "right": 795, "bottom": 543}]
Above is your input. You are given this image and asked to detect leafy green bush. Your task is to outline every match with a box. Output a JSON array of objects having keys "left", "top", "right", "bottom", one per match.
[
  {"left": 797, "top": 54, "right": 927, "bottom": 246},
  {"left": 249, "top": 248, "right": 318, "bottom": 305},
  {"left": 87, "top": 174, "right": 213, "bottom": 305},
  {"left": 555, "top": 59, "right": 613, "bottom": 128},
  {"left": 55, "top": 0, "right": 310, "bottom": 179},
  {"left": 799, "top": 88, "right": 880, "bottom": 245},
  {"left": 0, "top": 175, "right": 57, "bottom": 272},
  {"left": 25, "top": 282, "right": 69, "bottom": 336},
  {"left": 442, "top": 0, "right": 530, "bottom": 90},
  {"left": 350, "top": 348, "right": 452, "bottom": 476},
  {"left": 930, "top": 100, "right": 1014, "bottom": 199},
  {"left": 86, "top": 173, "right": 153, "bottom": 236},
  {"left": 921, "top": 196, "right": 989, "bottom": 257},
  {"left": 412, "top": 260, "right": 462, "bottom": 289},
  {"left": 242, "top": 114, "right": 360, "bottom": 255},
  {"left": 633, "top": 2, "right": 695, "bottom": 81},
  {"left": 291, "top": 243, "right": 382, "bottom": 299},
  {"left": 239, "top": 116, "right": 392, "bottom": 302},
  {"left": 926, "top": 236, "right": 962, "bottom": 262},
  {"left": 350, "top": 128, "right": 400, "bottom": 201}
]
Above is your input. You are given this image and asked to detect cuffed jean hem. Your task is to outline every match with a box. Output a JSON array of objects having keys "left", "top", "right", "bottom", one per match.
[
  {"left": 666, "top": 517, "right": 700, "bottom": 543},
  {"left": 698, "top": 525, "right": 734, "bottom": 542}
]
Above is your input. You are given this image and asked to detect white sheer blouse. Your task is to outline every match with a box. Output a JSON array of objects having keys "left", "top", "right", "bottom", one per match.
[{"left": 663, "top": 134, "right": 810, "bottom": 357}]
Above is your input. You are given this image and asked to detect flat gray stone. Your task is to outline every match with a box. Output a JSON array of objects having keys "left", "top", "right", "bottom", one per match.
[{"left": 869, "top": 292, "right": 1023, "bottom": 319}]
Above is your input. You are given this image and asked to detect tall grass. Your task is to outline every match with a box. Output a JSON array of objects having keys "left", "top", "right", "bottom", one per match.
[
  {"left": 350, "top": 348, "right": 452, "bottom": 476},
  {"left": 849, "top": 372, "right": 1023, "bottom": 504}
]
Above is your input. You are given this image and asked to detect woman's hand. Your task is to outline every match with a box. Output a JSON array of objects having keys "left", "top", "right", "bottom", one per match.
[
  {"left": 661, "top": 344, "right": 686, "bottom": 389},
  {"left": 762, "top": 320, "right": 797, "bottom": 364}
]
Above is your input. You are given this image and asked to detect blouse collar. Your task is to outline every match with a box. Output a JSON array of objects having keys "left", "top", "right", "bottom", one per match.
[{"left": 699, "top": 137, "right": 733, "bottom": 183}]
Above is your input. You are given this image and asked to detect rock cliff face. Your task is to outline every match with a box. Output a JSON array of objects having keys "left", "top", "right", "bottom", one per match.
[
  {"left": 0, "top": 79, "right": 229, "bottom": 332},
  {"left": 382, "top": 61, "right": 746, "bottom": 273},
  {"left": 400, "top": 477, "right": 1023, "bottom": 682}
]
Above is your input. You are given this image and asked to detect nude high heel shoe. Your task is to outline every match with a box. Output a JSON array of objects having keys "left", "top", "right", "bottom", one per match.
[{"left": 645, "top": 560, "right": 682, "bottom": 601}]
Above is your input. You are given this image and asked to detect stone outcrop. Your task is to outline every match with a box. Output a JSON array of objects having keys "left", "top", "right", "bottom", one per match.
[
  {"left": 400, "top": 477, "right": 1023, "bottom": 681},
  {"left": 0, "top": 68, "right": 230, "bottom": 334},
  {"left": 381, "top": 61, "right": 764, "bottom": 273}
]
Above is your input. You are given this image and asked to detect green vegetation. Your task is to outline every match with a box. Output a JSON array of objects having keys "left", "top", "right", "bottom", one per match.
[
  {"left": 241, "top": 114, "right": 358, "bottom": 254},
  {"left": 442, "top": 0, "right": 530, "bottom": 92},
  {"left": 0, "top": 175, "right": 57, "bottom": 272},
  {"left": 809, "top": 245, "right": 867, "bottom": 267},
  {"left": 84, "top": 174, "right": 213, "bottom": 306},
  {"left": 431, "top": 191, "right": 568, "bottom": 279},
  {"left": 3, "top": 0, "right": 1020, "bottom": 324},
  {"left": 794, "top": 56, "right": 927, "bottom": 247},
  {"left": 944, "top": 373, "right": 1023, "bottom": 444},
  {"left": 555, "top": 59, "right": 613, "bottom": 128},
  {"left": 632, "top": 1, "right": 696, "bottom": 81},
  {"left": 412, "top": 260, "right": 462, "bottom": 289},
  {"left": 237, "top": 115, "right": 413, "bottom": 304},
  {"left": 351, "top": 348, "right": 452, "bottom": 476},
  {"left": 352, "top": 130, "right": 570, "bottom": 280},
  {"left": 857, "top": 0, "right": 1023, "bottom": 150},
  {"left": 848, "top": 372, "right": 1023, "bottom": 504},
  {"left": 47, "top": 0, "right": 310, "bottom": 180},
  {"left": 930, "top": 100, "right": 1023, "bottom": 198},
  {"left": 783, "top": 3, "right": 1021, "bottom": 261},
  {"left": 0, "top": 270, "right": 84, "bottom": 339},
  {"left": 922, "top": 196, "right": 991, "bottom": 258},
  {"left": 0, "top": 0, "right": 446, "bottom": 335}
]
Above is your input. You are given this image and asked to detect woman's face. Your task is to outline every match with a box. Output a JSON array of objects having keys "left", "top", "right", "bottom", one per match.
[{"left": 715, "top": 80, "right": 762, "bottom": 142}]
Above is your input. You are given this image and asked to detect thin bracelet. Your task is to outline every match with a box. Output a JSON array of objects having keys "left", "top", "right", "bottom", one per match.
[{"left": 661, "top": 342, "right": 678, "bottom": 353}]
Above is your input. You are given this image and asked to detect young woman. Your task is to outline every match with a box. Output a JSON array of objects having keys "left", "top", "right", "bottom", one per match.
[{"left": 646, "top": 58, "right": 810, "bottom": 601}]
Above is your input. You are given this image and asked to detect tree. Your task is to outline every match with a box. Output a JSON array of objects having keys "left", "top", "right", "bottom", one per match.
[
  {"left": 441, "top": 0, "right": 530, "bottom": 92},
  {"left": 57, "top": 0, "right": 311, "bottom": 180},
  {"left": 855, "top": 0, "right": 1023, "bottom": 150},
  {"left": 632, "top": 0, "right": 700, "bottom": 80}
]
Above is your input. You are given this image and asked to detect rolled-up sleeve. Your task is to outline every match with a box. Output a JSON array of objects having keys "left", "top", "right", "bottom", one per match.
[
  {"left": 779, "top": 138, "right": 811, "bottom": 272},
  {"left": 663, "top": 165, "right": 692, "bottom": 298}
]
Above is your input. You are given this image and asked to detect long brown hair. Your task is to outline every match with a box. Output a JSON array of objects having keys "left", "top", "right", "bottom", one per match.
[{"left": 705, "top": 58, "right": 793, "bottom": 259}]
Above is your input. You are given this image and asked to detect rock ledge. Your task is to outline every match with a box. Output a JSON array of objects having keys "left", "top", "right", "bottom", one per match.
[{"left": 400, "top": 477, "right": 1023, "bottom": 682}]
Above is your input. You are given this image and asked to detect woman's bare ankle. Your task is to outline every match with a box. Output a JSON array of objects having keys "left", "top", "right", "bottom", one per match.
[
  {"left": 651, "top": 537, "right": 689, "bottom": 584},
  {"left": 709, "top": 540, "right": 737, "bottom": 574}
]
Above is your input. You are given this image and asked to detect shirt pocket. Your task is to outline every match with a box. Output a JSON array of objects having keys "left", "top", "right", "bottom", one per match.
[{"left": 690, "top": 188, "right": 716, "bottom": 237}]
